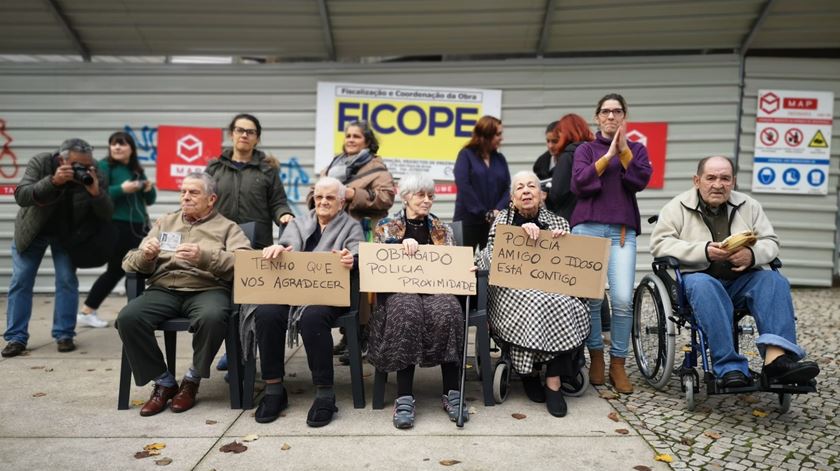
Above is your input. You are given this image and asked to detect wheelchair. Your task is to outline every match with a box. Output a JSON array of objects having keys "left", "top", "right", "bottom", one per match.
[{"left": 632, "top": 255, "right": 817, "bottom": 412}]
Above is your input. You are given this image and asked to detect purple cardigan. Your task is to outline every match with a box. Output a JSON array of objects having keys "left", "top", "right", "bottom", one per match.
[
  {"left": 570, "top": 132, "right": 652, "bottom": 234},
  {"left": 453, "top": 147, "right": 511, "bottom": 224}
]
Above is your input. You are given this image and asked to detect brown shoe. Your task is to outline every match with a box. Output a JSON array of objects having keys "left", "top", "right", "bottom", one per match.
[
  {"left": 170, "top": 380, "right": 199, "bottom": 413},
  {"left": 609, "top": 356, "right": 633, "bottom": 394},
  {"left": 140, "top": 383, "right": 178, "bottom": 417},
  {"left": 588, "top": 349, "right": 605, "bottom": 385}
]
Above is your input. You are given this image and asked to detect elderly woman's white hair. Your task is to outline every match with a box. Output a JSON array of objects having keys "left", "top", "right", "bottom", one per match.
[
  {"left": 509, "top": 170, "right": 540, "bottom": 195},
  {"left": 314, "top": 176, "right": 347, "bottom": 200},
  {"left": 398, "top": 173, "right": 435, "bottom": 201}
]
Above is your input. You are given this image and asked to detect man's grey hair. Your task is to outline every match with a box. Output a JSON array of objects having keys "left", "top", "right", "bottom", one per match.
[
  {"left": 182, "top": 172, "right": 218, "bottom": 196},
  {"left": 314, "top": 176, "right": 346, "bottom": 200},
  {"left": 510, "top": 170, "right": 540, "bottom": 195},
  {"left": 58, "top": 138, "right": 93, "bottom": 158},
  {"left": 398, "top": 173, "right": 435, "bottom": 201}
]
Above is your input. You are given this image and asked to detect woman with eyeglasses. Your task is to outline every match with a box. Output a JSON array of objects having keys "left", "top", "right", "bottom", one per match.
[
  {"left": 453, "top": 115, "right": 510, "bottom": 251},
  {"left": 205, "top": 113, "right": 294, "bottom": 385},
  {"left": 570, "top": 93, "right": 652, "bottom": 394},
  {"left": 77, "top": 131, "right": 156, "bottom": 328},
  {"left": 369, "top": 173, "right": 470, "bottom": 429}
]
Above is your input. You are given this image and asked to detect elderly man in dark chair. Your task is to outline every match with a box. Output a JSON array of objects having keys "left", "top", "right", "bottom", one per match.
[
  {"left": 117, "top": 172, "right": 252, "bottom": 416},
  {"left": 650, "top": 155, "right": 819, "bottom": 389}
]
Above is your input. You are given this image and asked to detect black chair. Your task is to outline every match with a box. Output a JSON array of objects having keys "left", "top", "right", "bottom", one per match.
[
  {"left": 239, "top": 268, "right": 366, "bottom": 409},
  {"left": 371, "top": 220, "right": 495, "bottom": 409},
  {"left": 116, "top": 222, "right": 256, "bottom": 410}
]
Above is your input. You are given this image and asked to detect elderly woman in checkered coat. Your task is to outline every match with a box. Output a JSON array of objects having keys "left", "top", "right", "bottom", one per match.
[{"left": 476, "top": 170, "right": 590, "bottom": 417}]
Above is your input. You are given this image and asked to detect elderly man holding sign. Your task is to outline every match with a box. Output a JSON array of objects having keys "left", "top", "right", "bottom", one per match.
[
  {"left": 252, "top": 176, "right": 362, "bottom": 427},
  {"left": 477, "top": 170, "right": 590, "bottom": 418},
  {"left": 368, "top": 174, "right": 470, "bottom": 429}
]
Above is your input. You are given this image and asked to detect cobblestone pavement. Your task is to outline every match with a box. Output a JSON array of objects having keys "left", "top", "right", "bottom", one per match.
[{"left": 601, "top": 287, "right": 840, "bottom": 471}]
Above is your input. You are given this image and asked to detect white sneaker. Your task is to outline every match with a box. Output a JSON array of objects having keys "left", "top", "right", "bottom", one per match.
[{"left": 77, "top": 312, "right": 108, "bottom": 328}]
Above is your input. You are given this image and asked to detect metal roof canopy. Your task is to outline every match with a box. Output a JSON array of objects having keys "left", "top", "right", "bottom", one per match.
[{"left": 1, "top": 0, "right": 839, "bottom": 62}]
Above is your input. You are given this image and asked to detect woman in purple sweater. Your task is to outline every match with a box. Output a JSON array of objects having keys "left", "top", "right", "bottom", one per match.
[{"left": 571, "top": 93, "right": 652, "bottom": 394}]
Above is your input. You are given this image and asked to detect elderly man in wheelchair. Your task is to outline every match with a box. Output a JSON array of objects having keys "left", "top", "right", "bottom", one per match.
[{"left": 644, "top": 155, "right": 819, "bottom": 406}]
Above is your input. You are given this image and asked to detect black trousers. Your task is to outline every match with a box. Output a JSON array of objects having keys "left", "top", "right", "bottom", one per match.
[
  {"left": 544, "top": 344, "right": 586, "bottom": 378},
  {"left": 85, "top": 220, "right": 146, "bottom": 309},
  {"left": 461, "top": 221, "right": 491, "bottom": 251},
  {"left": 256, "top": 304, "right": 345, "bottom": 385}
]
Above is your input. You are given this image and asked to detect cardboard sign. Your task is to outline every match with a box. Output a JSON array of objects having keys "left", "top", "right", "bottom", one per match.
[
  {"left": 233, "top": 250, "right": 350, "bottom": 306},
  {"left": 359, "top": 242, "right": 476, "bottom": 295},
  {"left": 156, "top": 125, "right": 223, "bottom": 190},
  {"left": 489, "top": 225, "right": 609, "bottom": 299}
]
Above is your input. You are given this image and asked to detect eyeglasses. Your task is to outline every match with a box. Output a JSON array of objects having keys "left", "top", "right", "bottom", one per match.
[
  {"left": 232, "top": 127, "right": 258, "bottom": 137},
  {"left": 598, "top": 108, "right": 625, "bottom": 117},
  {"left": 412, "top": 192, "right": 435, "bottom": 201},
  {"left": 314, "top": 194, "right": 338, "bottom": 202}
]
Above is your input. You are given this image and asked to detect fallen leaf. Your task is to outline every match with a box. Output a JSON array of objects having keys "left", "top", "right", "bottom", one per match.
[
  {"left": 80, "top": 351, "right": 88, "bottom": 355},
  {"left": 155, "top": 457, "right": 172, "bottom": 466},
  {"left": 30, "top": 366, "right": 45, "bottom": 370},
  {"left": 134, "top": 451, "right": 152, "bottom": 459},
  {"left": 43, "top": 367, "right": 53, "bottom": 372},
  {"left": 739, "top": 394, "right": 760, "bottom": 405},
  {"left": 511, "top": 413, "right": 527, "bottom": 420},
  {"left": 633, "top": 466, "right": 652, "bottom": 471},
  {"left": 105, "top": 368, "right": 113, "bottom": 371},
  {"left": 465, "top": 364, "right": 473, "bottom": 369},
  {"left": 242, "top": 434, "right": 259, "bottom": 442},
  {"left": 131, "top": 400, "right": 145, "bottom": 407},
  {"left": 423, "top": 458, "right": 430, "bottom": 461},
  {"left": 205, "top": 420, "right": 218, "bottom": 425},
  {"left": 654, "top": 453, "right": 673, "bottom": 463},
  {"left": 752, "top": 408, "right": 768, "bottom": 418},
  {"left": 291, "top": 388, "right": 304, "bottom": 395},
  {"left": 607, "top": 412, "right": 620, "bottom": 422},
  {"left": 439, "top": 459, "right": 461, "bottom": 466},
  {"left": 599, "top": 391, "right": 619, "bottom": 400},
  {"left": 288, "top": 372, "right": 297, "bottom": 377},
  {"left": 87, "top": 369, "right": 96, "bottom": 372},
  {"left": 615, "top": 429, "right": 629, "bottom": 435},
  {"left": 680, "top": 437, "right": 696, "bottom": 446},
  {"left": 144, "top": 443, "right": 166, "bottom": 451},
  {"left": 468, "top": 406, "right": 477, "bottom": 415},
  {"left": 219, "top": 441, "right": 248, "bottom": 454},
  {"left": 280, "top": 443, "right": 291, "bottom": 451},
  {"left": 704, "top": 431, "right": 721, "bottom": 440},
  {"left": 32, "top": 392, "right": 46, "bottom": 398}
]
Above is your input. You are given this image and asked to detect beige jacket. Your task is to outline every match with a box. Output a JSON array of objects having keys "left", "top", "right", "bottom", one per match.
[
  {"left": 650, "top": 189, "right": 779, "bottom": 272},
  {"left": 123, "top": 210, "right": 252, "bottom": 291}
]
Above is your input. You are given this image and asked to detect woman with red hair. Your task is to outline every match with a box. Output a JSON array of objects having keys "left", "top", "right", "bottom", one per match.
[{"left": 545, "top": 114, "right": 595, "bottom": 220}]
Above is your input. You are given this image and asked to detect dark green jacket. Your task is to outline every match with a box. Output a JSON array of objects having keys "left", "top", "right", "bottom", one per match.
[
  {"left": 14, "top": 151, "right": 113, "bottom": 252},
  {"left": 98, "top": 159, "right": 156, "bottom": 224},
  {"left": 205, "top": 149, "right": 292, "bottom": 248}
]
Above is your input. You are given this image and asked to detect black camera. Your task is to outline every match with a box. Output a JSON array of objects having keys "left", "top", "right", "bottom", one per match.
[{"left": 71, "top": 163, "right": 94, "bottom": 186}]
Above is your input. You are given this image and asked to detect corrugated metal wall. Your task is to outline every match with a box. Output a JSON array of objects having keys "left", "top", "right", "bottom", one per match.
[{"left": 0, "top": 54, "right": 836, "bottom": 292}]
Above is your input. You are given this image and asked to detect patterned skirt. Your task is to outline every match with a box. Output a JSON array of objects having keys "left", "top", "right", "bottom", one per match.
[{"left": 368, "top": 293, "right": 465, "bottom": 372}]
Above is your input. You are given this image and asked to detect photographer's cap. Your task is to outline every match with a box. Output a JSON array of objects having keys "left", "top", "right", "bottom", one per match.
[{"left": 59, "top": 138, "right": 94, "bottom": 156}]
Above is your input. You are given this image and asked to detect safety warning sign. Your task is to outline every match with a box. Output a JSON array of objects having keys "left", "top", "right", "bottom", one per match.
[{"left": 752, "top": 89, "right": 833, "bottom": 195}]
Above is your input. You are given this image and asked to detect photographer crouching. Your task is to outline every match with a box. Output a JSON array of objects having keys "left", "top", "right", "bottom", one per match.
[{"left": 2, "top": 138, "right": 113, "bottom": 357}]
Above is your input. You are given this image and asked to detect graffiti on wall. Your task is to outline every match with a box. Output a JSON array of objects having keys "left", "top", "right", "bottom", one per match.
[
  {"left": 125, "top": 125, "right": 158, "bottom": 162},
  {"left": 279, "top": 157, "right": 311, "bottom": 213},
  {"left": 0, "top": 119, "right": 19, "bottom": 180}
]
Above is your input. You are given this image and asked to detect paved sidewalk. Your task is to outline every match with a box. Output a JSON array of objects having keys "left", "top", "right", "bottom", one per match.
[{"left": 0, "top": 294, "right": 667, "bottom": 471}]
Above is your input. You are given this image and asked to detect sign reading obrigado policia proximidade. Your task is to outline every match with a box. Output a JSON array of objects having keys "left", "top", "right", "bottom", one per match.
[
  {"left": 489, "top": 225, "right": 610, "bottom": 299},
  {"left": 359, "top": 242, "right": 476, "bottom": 296},
  {"left": 233, "top": 251, "right": 349, "bottom": 306},
  {"left": 314, "top": 82, "right": 502, "bottom": 183}
]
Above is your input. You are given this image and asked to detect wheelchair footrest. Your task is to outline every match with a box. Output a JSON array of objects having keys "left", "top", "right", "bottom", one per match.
[{"left": 760, "top": 375, "right": 817, "bottom": 394}]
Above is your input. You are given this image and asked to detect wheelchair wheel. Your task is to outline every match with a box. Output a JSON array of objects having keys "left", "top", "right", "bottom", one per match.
[
  {"left": 560, "top": 368, "right": 589, "bottom": 397},
  {"left": 778, "top": 393, "right": 792, "bottom": 414},
  {"left": 632, "top": 274, "right": 676, "bottom": 390},
  {"left": 682, "top": 374, "right": 695, "bottom": 412},
  {"left": 492, "top": 361, "right": 511, "bottom": 404}
]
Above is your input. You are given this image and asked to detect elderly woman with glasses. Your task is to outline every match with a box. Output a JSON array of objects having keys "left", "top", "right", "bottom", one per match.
[
  {"left": 570, "top": 93, "right": 652, "bottom": 394},
  {"left": 477, "top": 170, "right": 590, "bottom": 417},
  {"left": 368, "top": 173, "right": 468, "bottom": 429}
]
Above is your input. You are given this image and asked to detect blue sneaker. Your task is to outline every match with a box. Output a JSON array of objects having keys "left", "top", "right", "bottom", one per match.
[{"left": 392, "top": 395, "right": 416, "bottom": 429}]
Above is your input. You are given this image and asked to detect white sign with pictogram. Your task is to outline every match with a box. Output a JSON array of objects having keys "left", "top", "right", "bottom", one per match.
[{"left": 752, "top": 89, "right": 834, "bottom": 195}]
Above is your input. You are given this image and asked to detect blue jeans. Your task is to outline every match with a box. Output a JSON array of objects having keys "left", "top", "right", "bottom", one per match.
[
  {"left": 684, "top": 270, "right": 804, "bottom": 377},
  {"left": 4, "top": 235, "right": 78, "bottom": 345},
  {"left": 571, "top": 223, "right": 636, "bottom": 358}
]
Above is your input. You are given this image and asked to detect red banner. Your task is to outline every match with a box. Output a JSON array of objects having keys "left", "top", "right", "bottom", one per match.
[
  {"left": 626, "top": 122, "right": 668, "bottom": 190},
  {"left": 156, "top": 125, "right": 223, "bottom": 191}
]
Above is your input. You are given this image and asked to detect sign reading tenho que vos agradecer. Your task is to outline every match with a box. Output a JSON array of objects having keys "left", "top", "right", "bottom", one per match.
[
  {"left": 234, "top": 251, "right": 350, "bottom": 306},
  {"left": 489, "top": 225, "right": 610, "bottom": 299}
]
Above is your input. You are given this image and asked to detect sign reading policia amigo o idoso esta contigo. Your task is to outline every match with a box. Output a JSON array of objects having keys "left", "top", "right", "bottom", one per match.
[
  {"left": 314, "top": 82, "right": 502, "bottom": 183},
  {"left": 489, "top": 225, "right": 610, "bottom": 300}
]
